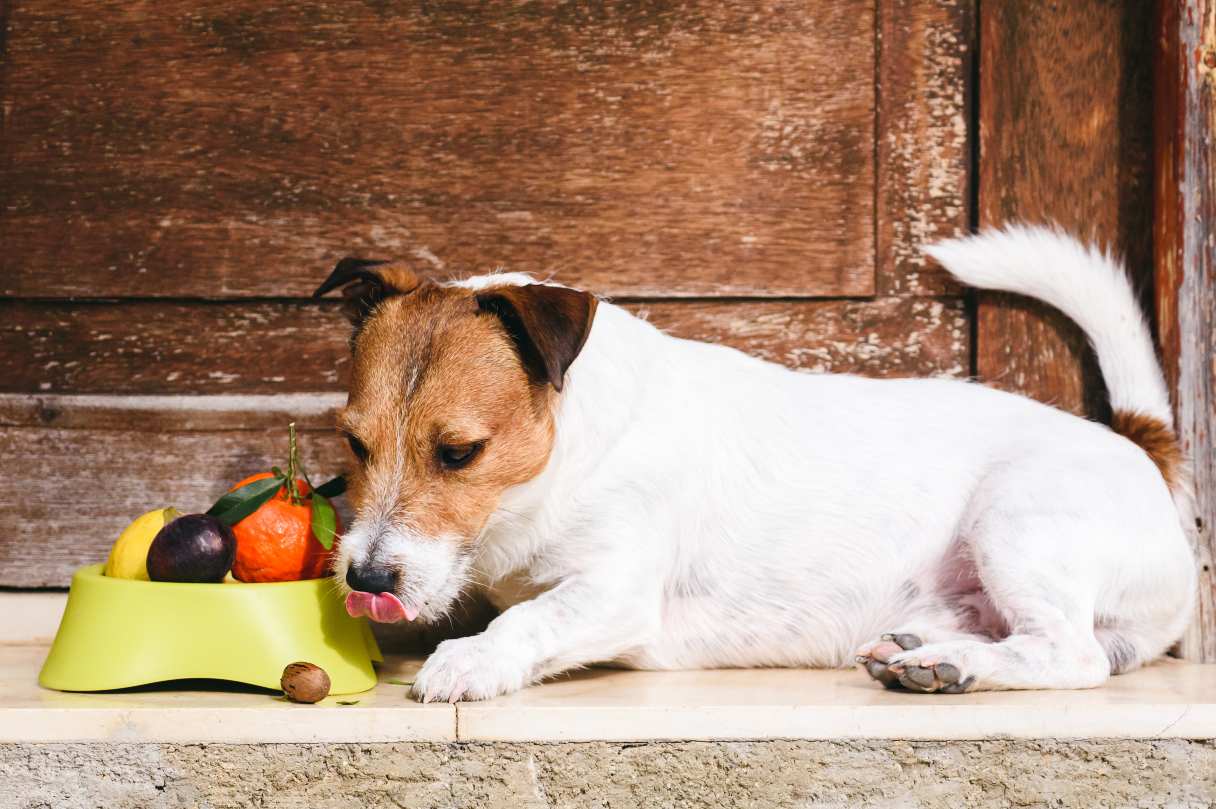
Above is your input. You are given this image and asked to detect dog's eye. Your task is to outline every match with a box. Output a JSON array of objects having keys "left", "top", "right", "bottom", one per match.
[
  {"left": 345, "top": 433, "right": 369, "bottom": 464},
  {"left": 437, "top": 441, "right": 485, "bottom": 471}
]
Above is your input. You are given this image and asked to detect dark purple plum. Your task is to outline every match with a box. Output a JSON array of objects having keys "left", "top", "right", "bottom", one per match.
[{"left": 146, "top": 514, "right": 236, "bottom": 583}]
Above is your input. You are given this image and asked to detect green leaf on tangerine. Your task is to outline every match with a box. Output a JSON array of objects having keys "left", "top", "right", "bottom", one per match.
[
  {"left": 207, "top": 474, "right": 286, "bottom": 527},
  {"left": 311, "top": 492, "right": 337, "bottom": 551}
]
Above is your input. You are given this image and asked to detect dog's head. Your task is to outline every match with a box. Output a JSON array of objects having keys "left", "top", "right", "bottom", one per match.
[{"left": 313, "top": 259, "right": 597, "bottom": 623}]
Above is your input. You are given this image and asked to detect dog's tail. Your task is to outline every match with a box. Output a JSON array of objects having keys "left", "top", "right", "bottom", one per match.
[{"left": 925, "top": 225, "right": 1186, "bottom": 493}]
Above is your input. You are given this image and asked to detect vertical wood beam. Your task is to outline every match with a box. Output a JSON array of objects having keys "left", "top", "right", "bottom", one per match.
[
  {"left": 1155, "top": 0, "right": 1216, "bottom": 662},
  {"left": 976, "top": 1, "right": 1154, "bottom": 418},
  {"left": 876, "top": 0, "right": 974, "bottom": 296}
]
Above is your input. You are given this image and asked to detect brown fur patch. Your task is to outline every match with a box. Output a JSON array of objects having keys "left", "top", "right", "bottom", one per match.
[
  {"left": 475, "top": 285, "right": 598, "bottom": 391},
  {"left": 339, "top": 283, "right": 560, "bottom": 545},
  {"left": 1110, "top": 410, "right": 1184, "bottom": 489}
]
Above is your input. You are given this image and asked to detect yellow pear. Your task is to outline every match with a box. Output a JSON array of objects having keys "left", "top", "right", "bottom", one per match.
[{"left": 103, "top": 507, "right": 182, "bottom": 580}]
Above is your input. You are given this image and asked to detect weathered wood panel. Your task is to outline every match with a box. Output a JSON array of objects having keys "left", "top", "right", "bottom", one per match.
[
  {"left": 876, "top": 0, "right": 972, "bottom": 295},
  {"left": 976, "top": 0, "right": 1154, "bottom": 418},
  {"left": 640, "top": 298, "right": 967, "bottom": 378},
  {"left": 0, "top": 298, "right": 969, "bottom": 395},
  {"left": 0, "top": 427, "right": 350, "bottom": 587},
  {"left": 1154, "top": 0, "right": 1216, "bottom": 662},
  {"left": 0, "top": 1, "right": 876, "bottom": 299},
  {"left": 0, "top": 393, "right": 344, "bottom": 433},
  {"left": 0, "top": 302, "right": 355, "bottom": 395}
]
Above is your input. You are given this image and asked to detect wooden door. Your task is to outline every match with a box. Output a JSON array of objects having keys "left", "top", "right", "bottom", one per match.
[{"left": 0, "top": 2, "right": 971, "bottom": 587}]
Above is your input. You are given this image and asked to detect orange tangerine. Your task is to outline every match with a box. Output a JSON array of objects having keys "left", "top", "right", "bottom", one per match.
[{"left": 229, "top": 472, "right": 338, "bottom": 583}]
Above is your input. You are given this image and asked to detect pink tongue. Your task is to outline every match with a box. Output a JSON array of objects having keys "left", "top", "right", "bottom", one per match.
[{"left": 345, "top": 591, "right": 417, "bottom": 623}]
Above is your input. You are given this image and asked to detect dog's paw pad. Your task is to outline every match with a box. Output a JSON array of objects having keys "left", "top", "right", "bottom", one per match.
[
  {"left": 884, "top": 660, "right": 973, "bottom": 693},
  {"left": 857, "top": 634, "right": 973, "bottom": 693},
  {"left": 862, "top": 657, "right": 902, "bottom": 689},
  {"left": 881, "top": 632, "right": 923, "bottom": 651}
]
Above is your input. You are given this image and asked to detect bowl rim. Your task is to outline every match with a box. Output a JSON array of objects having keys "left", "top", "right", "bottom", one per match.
[{"left": 79, "top": 563, "right": 337, "bottom": 590}]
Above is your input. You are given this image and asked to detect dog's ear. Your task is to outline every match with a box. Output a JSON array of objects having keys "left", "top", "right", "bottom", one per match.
[
  {"left": 313, "top": 258, "right": 424, "bottom": 325},
  {"left": 476, "top": 284, "right": 598, "bottom": 392}
]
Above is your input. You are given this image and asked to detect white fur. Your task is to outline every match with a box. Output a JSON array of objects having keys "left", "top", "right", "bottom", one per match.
[
  {"left": 924, "top": 225, "right": 1173, "bottom": 425},
  {"left": 392, "top": 226, "right": 1196, "bottom": 701}
]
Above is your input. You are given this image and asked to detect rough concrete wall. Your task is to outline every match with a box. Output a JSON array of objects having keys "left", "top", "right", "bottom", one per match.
[{"left": 3, "top": 740, "right": 1215, "bottom": 809}]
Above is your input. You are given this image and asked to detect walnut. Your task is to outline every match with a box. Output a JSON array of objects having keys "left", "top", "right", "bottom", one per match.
[{"left": 280, "top": 662, "right": 330, "bottom": 704}]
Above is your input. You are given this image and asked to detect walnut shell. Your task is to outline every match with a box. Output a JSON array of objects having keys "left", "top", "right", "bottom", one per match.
[{"left": 280, "top": 661, "right": 331, "bottom": 704}]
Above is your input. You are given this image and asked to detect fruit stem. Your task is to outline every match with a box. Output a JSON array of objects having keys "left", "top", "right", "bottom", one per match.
[{"left": 286, "top": 422, "right": 302, "bottom": 505}]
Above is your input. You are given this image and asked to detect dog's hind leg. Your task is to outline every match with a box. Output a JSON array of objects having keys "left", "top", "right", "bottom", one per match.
[
  {"left": 879, "top": 619, "right": 1110, "bottom": 693},
  {"left": 866, "top": 441, "right": 1197, "bottom": 693},
  {"left": 874, "top": 510, "right": 1116, "bottom": 693},
  {"left": 857, "top": 465, "right": 1192, "bottom": 693}
]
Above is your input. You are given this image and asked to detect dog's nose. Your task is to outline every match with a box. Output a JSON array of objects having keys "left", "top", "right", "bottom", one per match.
[{"left": 346, "top": 564, "right": 397, "bottom": 594}]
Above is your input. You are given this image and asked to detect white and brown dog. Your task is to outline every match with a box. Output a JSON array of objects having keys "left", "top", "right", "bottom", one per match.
[{"left": 315, "top": 226, "right": 1195, "bottom": 702}]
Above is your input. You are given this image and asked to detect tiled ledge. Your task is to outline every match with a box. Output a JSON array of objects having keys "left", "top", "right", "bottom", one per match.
[
  {"left": 2, "top": 646, "right": 452, "bottom": 744},
  {"left": 4, "top": 644, "right": 1215, "bottom": 744},
  {"left": 453, "top": 658, "right": 1216, "bottom": 742}
]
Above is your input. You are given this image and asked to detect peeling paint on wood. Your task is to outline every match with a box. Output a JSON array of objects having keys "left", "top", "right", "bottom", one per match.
[
  {"left": 0, "top": 0, "right": 876, "bottom": 299},
  {"left": 640, "top": 298, "right": 968, "bottom": 379},
  {"left": 877, "top": 0, "right": 972, "bottom": 295},
  {"left": 0, "top": 299, "right": 970, "bottom": 395},
  {"left": 0, "top": 302, "right": 354, "bottom": 394}
]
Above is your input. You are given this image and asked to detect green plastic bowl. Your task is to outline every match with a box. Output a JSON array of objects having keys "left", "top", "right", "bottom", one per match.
[{"left": 40, "top": 564, "right": 381, "bottom": 695}]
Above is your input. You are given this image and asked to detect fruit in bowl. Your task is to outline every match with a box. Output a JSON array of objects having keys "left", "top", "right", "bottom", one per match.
[
  {"left": 146, "top": 514, "right": 237, "bottom": 583},
  {"left": 46, "top": 424, "right": 376, "bottom": 698},
  {"left": 228, "top": 472, "right": 339, "bottom": 583},
  {"left": 102, "top": 423, "right": 346, "bottom": 585},
  {"left": 104, "top": 506, "right": 181, "bottom": 580}
]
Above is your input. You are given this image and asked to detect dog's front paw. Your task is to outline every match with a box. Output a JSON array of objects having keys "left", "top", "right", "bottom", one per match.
[{"left": 411, "top": 636, "right": 530, "bottom": 703}]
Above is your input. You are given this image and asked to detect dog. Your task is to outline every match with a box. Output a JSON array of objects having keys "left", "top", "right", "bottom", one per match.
[{"left": 314, "top": 225, "right": 1195, "bottom": 702}]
